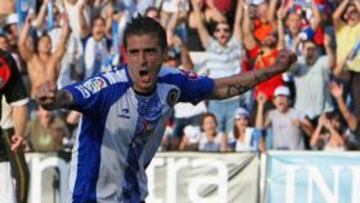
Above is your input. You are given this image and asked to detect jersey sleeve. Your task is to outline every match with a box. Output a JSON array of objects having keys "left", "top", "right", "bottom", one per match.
[
  {"left": 167, "top": 69, "right": 215, "bottom": 104},
  {"left": 0, "top": 50, "right": 29, "bottom": 105},
  {"left": 62, "top": 73, "right": 128, "bottom": 115}
]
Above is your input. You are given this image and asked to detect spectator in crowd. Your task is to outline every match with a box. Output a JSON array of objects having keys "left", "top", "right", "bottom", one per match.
[
  {"left": 251, "top": 0, "right": 273, "bottom": 42},
  {"left": 333, "top": 0, "right": 360, "bottom": 120},
  {"left": 165, "top": 34, "right": 207, "bottom": 149},
  {"left": 270, "top": 0, "right": 321, "bottom": 54},
  {"left": 242, "top": 0, "right": 285, "bottom": 116},
  {"left": 256, "top": 87, "right": 313, "bottom": 150},
  {"left": 31, "top": 0, "right": 85, "bottom": 88},
  {"left": 83, "top": 14, "right": 112, "bottom": 79},
  {"left": 181, "top": 113, "right": 227, "bottom": 152},
  {"left": 192, "top": 0, "right": 245, "bottom": 134},
  {"left": 3, "top": 13, "right": 20, "bottom": 54},
  {"left": 184, "top": 0, "right": 227, "bottom": 51},
  {"left": 289, "top": 34, "right": 335, "bottom": 120},
  {"left": 18, "top": 14, "right": 70, "bottom": 97},
  {"left": 228, "top": 107, "right": 266, "bottom": 152},
  {"left": 56, "top": 0, "right": 89, "bottom": 88},
  {"left": 179, "top": 125, "right": 201, "bottom": 151},
  {"left": 310, "top": 112, "right": 347, "bottom": 151},
  {"left": 25, "top": 106, "right": 69, "bottom": 152},
  {"left": 330, "top": 81, "right": 360, "bottom": 143}
]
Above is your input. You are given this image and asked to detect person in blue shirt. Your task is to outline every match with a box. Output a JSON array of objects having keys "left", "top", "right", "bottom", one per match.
[{"left": 35, "top": 15, "right": 297, "bottom": 203}]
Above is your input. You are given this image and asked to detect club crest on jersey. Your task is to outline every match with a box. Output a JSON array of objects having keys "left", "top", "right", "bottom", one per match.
[
  {"left": 76, "top": 76, "right": 108, "bottom": 98},
  {"left": 167, "top": 88, "right": 180, "bottom": 107}
]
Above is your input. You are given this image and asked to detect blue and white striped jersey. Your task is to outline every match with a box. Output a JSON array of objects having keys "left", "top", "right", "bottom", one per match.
[{"left": 63, "top": 64, "right": 214, "bottom": 202}]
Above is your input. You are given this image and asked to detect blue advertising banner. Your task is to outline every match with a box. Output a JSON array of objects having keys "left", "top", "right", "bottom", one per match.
[{"left": 265, "top": 151, "right": 360, "bottom": 203}]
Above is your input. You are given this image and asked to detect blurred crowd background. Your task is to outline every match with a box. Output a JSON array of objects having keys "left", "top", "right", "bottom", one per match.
[{"left": 0, "top": 0, "right": 360, "bottom": 154}]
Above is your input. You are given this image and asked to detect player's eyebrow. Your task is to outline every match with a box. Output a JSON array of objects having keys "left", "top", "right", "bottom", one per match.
[
  {"left": 144, "top": 48, "right": 157, "bottom": 52},
  {"left": 128, "top": 49, "right": 139, "bottom": 54}
]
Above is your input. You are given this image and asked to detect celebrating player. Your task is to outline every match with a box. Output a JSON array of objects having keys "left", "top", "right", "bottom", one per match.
[{"left": 36, "top": 15, "right": 296, "bottom": 203}]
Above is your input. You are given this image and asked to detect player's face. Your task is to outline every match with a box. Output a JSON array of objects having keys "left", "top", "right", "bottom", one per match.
[{"left": 126, "top": 34, "right": 166, "bottom": 94}]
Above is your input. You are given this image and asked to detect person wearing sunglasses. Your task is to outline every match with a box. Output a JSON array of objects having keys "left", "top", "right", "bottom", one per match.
[{"left": 191, "top": 0, "right": 246, "bottom": 135}]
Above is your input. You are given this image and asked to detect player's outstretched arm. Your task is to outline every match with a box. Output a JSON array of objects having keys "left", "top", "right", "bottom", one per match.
[
  {"left": 210, "top": 50, "right": 297, "bottom": 100},
  {"left": 35, "top": 81, "right": 74, "bottom": 111}
]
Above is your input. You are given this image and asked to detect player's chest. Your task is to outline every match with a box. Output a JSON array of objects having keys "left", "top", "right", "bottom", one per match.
[{"left": 107, "top": 87, "right": 180, "bottom": 139}]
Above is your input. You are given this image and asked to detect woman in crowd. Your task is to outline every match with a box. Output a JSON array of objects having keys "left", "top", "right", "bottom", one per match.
[
  {"left": 180, "top": 113, "right": 227, "bottom": 152},
  {"left": 228, "top": 107, "right": 266, "bottom": 152},
  {"left": 198, "top": 113, "right": 227, "bottom": 152}
]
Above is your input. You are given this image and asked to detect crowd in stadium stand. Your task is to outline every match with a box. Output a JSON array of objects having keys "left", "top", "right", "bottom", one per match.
[{"left": 0, "top": 0, "right": 359, "bottom": 154}]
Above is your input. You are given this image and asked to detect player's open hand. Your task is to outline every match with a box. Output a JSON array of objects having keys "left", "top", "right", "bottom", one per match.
[
  {"left": 276, "top": 50, "right": 297, "bottom": 71},
  {"left": 35, "top": 81, "right": 58, "bottom": 110}
]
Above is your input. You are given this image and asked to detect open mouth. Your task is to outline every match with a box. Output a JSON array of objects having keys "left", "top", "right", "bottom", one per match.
[
  {"left": 139, "top": 70, "right": 149, "bottom": 77},
  {"left": 139, "top": 69, "right": 151, "bottom": 83},
  {"left": 220, "top": 35, "right": 227, "bottom": 41}
]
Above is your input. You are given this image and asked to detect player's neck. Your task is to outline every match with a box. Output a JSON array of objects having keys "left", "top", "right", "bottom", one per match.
[{"left": 133, "top": 86, "right": 156, "bottom": 97}]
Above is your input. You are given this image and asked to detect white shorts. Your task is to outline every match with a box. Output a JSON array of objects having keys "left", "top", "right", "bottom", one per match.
[{"left": 0, "top": 162, "right": 16, "bottom": 203}]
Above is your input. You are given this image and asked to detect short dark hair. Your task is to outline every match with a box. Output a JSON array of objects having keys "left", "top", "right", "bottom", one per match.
[{"left": 123, "top": 14, "right": 167, "bottom": 51}]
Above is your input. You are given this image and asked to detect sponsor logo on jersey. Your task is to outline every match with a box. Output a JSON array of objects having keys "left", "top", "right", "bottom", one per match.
[
  {"left": 75, "top": 85, "right": 91, "bottom": 98},
  {"left": 76, "top": 76, "right": 108, "bottom": 98}
]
